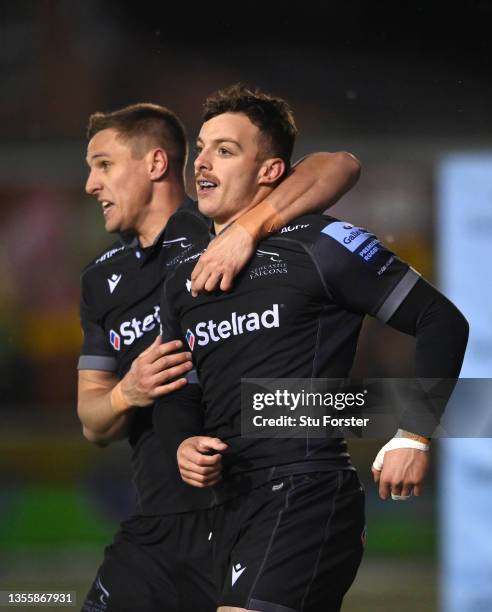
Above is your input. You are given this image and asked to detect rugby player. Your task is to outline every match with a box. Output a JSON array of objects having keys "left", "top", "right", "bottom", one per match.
[
  {"left": 77, "top": 102, "right": 360, "bottom": 612},
  {"left": 154, "top": 85, "right": 469, "bottom": 612}
]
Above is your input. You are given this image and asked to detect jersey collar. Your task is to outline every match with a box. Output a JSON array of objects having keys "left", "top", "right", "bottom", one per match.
[{"left": 117, "top": 196, "right": 196, "bottom": 263}]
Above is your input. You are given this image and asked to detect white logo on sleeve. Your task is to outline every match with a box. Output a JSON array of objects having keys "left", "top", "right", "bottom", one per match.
[
  {"left": 231, "top": 563, "right": 247, "bottom": 587},
  {"left": 321, "top": 221, "right": 372, "bottom": 252},
  {"left": 186, "top": 279, "right": 192, "bottom": 293},
  {"left": 107, "top": 273, "right": 122, "bottom": 294}
]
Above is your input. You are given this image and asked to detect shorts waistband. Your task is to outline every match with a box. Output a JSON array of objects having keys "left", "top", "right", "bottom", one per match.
[{"left": 212, "top": 459, "right": 354, "bottom": 505}]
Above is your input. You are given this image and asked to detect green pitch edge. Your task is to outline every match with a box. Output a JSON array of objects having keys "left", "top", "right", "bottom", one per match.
[
  {"left": 365, "top": 518, "right": 436, "bottom": 558},
  {"left": 0, "top": 486, "right": 114, "bottom": 550}
]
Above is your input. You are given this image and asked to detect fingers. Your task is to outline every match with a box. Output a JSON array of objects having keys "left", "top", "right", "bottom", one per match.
[
  {"left": 400, "top": 483, "right": 414, "bottom": 498},
  {"left": 152, "top": 352, "right": 192, "bottom": 374},
  {"left": 177, "top": 436, "right": 227, "bottom": 488},
  {"left": 190, "top": 225, "right": 255, "bottom": 295},
  {"left": 150, "top": 364, "right": 192, "bottom": 389},
  {"left": 219, "top": 271, "right": 234, "bottom": 292},
  {"left": 190, "top": 259, "right": 203, "bottom": 282},
  {"left": 178, "top": 437, "right": 227, "bottom": 463},
  {"left": 152, "top": 339, "right": 185, "bottom": 361},
  {"left": 190, "top": 266, "right": 210, "bottom": 297},
  {"left": 180, "top": 448, "right": 223, "bottom": 467},
  {"left": 196, "top": 436, "right": 228, "bottom": 453},
  {"left": 373, "top": 446, "right": 430, "bottom": 501},
  {"left": 180, "top": 469, "right": 222, "bottom": 488},
  {"left": 191, "top": 268, "right": 227, "bottom": 296},
  {"left": 139, "top": 338, "right": 184, "bottom": 364},
  {"left": 378, "top": 479, "right": 392, "bottom": 500},
  {"left": 378, "top": 474, "right": 416, "bottom": 500},
  {"left": 179, "top": 456, "right": 222, "bottom": 474},
  {"left": 152, "top": 377, "right": 188, "bottom": 397}
]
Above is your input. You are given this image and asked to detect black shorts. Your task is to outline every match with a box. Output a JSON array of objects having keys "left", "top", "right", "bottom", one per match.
[
  {"left": 212, "top": 470, "right": 365, "bottom": 612},
  {"left": 81, "top": 510, "right": 216, "bottom": 612}
]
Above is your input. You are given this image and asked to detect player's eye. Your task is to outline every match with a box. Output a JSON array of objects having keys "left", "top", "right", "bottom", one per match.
[
  {"left": 194, "top": 145, "right": 203, "bottom": 156},
  {"left": 218, "top": 147, "right": 231, "bottom": 156}
]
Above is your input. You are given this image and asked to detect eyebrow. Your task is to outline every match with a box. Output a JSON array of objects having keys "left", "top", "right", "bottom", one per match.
[
  {"left": 85, "top": 153, "right": 111, "bottom": 165},
  {"left": 196, "top": 137, "right": 243, "bottom": 151}
]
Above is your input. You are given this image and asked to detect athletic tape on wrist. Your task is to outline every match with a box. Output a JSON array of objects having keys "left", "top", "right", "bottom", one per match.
[
  {"left": 110, "top": 382, "right": 131, "bottom": 415},
  {"left": 395, "top": 428, "right": 430, "bottom": 445},
  {"left": 235, "top": 201, "right": 285, "bottom": 241},
  {"left": 372, "top": 437, "right": 429, "bottom": 472}
]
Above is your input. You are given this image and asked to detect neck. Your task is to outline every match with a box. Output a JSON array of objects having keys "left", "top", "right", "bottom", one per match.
[
  {"left": 213, "top": 186, "right": 272, "bottom": 235},
  {"left": 137, "top": 180, "right": 186, "bottom": 247}
]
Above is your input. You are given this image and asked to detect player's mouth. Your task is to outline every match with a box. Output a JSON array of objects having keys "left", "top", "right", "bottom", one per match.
[
  {"left": 101, "top": 200, "right": 115, "bottom": 216},
  {"left": 196, "top": 176, "right": 219, "bottom": 198}
]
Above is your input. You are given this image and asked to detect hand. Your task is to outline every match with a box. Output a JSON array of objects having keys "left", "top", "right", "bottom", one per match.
[
  {"left": 190, "top": 223, "right": 255, "bottom": 296},
  {"left": 371, "top": 447, "right": 430, "bottom": 500},
  {"left": 177, "top": 436, "right": 228, "bottom": 487},
  {"left": 120, "top": 336, "right": 193, "bottom": 407}
]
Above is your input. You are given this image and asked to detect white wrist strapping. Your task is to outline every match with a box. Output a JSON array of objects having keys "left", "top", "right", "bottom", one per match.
[{"left": 372, "top": 437, "right": 430, "bottom": 472}]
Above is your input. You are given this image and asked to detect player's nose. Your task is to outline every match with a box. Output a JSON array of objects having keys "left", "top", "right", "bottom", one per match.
[
  {"left": 194, "top": 149, "right": 212, "bottom": 173},
  {"left": 85, "top": 170, "right": 101, "bottom": 195}
]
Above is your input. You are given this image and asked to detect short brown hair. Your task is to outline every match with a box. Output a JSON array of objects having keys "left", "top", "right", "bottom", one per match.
[
  {"left": 87, "top": 103, "right": 188, "bottom": 173},
  {"left": 202, "top": 84, "right": 297, "bottom": 168}
]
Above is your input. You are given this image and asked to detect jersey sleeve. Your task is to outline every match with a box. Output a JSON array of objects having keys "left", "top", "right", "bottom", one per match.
[
  {"left": 311, "top": 220, "right": 420, "bottom": 321},
  {"left": 159, "top": 276, "right": 186, "bottom": 343},
  {"left": 153, "top": 277, "right": 204, "bottom": 451},
  {"left": 78, "top": 274, "right": 117, "bottom": 372},
  {"left": 310, "top": 220, "right": 468, "bottom": 437}
]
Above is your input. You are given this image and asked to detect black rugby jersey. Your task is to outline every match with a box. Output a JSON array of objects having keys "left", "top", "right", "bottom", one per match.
[
  {"left": 155, "top": 214, "right": 421, "bottom": 484},
  {"left": 78, "top": 197, "right": 215, "bottom": 515}
]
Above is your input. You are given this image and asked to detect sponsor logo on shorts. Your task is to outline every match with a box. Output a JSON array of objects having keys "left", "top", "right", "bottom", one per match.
[
  {"left": 187, "top": 304, "right": 280, "bottom": 350},
  {"left": 231, "top": 563, "right": 247, "bottom": 587}
]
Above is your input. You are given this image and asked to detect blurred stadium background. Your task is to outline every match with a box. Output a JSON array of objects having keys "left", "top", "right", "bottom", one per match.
[{"left": 1, "top": 2, "right": 491, "bottom": 610}]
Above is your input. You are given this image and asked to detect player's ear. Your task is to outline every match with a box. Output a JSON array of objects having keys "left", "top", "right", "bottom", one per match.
[
  {"left": 257, "top": 157, "right": 286, "bottom": 186},
  {"left": 148, "top": 148, "right": 169, "bottom": 181}
]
